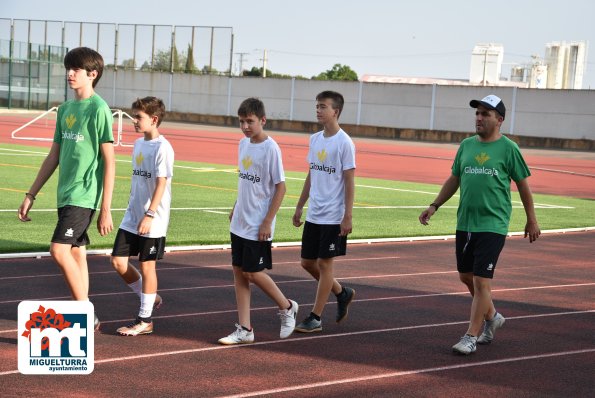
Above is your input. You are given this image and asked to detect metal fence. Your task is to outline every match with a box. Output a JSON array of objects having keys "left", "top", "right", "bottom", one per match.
[
  {"left": 0, "top": 39, "right": 67, "bottom": 109},
  {"left": 0, "top": 18, "right": 234, "bottom": 74}
]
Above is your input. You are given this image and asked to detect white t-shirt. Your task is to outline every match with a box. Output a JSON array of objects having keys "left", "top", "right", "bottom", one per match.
[
  {"left": 119, "top": 135, "right": 174, "bottom": 238},
  {"left": 306, "top": 129, "right": 356, "bottom": 224},
  {"left": 230, "top": 137, "right": 285, "bottom": 241}
]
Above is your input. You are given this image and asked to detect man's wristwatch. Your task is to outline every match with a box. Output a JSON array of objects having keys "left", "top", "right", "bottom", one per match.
[
  {"left": 145, "top": 209, "right": 156, "bottom": 218},
  {"left": 429, "top": 202, "right": 440, "bottom": 211}
]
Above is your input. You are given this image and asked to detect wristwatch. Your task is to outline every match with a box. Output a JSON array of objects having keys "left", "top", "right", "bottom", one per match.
[
  {"left": 429, "top": 202, "right": 440, "bottom": 211},
  {"left": 145, "top": 209, "right": 156, "bottom": 218}
]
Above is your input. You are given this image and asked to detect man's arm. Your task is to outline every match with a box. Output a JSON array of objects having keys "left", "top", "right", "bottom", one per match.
[
  {"left": 516, "top": 178, "right": 541, "bottom": 243},
  {"left": 418, "top": 174, "right": 460, "bottom": 225},
  {"left": 97, "top": 142, "right": 115, "bottom": 236},
  {"left": 340, "top": 168, "right": 355, "bottom": 236},
  {"left": 18, "top": 142, "right": 61, "bottom": 222}
]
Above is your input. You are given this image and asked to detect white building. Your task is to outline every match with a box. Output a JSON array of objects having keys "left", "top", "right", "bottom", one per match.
[
  {"left": 469, "top": 43, "right": 504, "bottom": 85},
  {"left": 544, "top": 41, "right": 588, "bottom": 89}
]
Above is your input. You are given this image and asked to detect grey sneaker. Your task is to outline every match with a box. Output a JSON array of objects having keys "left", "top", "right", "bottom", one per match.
[
  {"left": 218, "top": 324, "right": 255, "bottom": 345},
  {"left": 94, "top": 313, "right": 100, "bottom": 332},
  {"left": 279, "top": 300, "right": 298, "bottom": 339},
  {"left": 452, "top": 334, "right": 477, "bottom": 355},
  {"left": 336, "top": 287, "right": 355, "bottom": 323},
  {"left": 294, "top": 314, "right": 322, "bottom": 333},
  {"left": 477, "top": 312, "right": 505, "bottom": 344}
]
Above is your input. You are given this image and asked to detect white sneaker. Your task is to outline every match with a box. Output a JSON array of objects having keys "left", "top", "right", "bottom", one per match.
[
  {"left": 278, "top": 300, "right": 298, "bottom": 339},
  {"left": 452, "top": 334, "right": 477, "bottom": 355},
  {"left": 477, "top": 312, "right": 505, "bottom": 344},
  {"left": 218, "top": 324, "right": 255, "bottom": 345}
]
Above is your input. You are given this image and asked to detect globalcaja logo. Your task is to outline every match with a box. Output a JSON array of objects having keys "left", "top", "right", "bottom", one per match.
[{"left": 18, "top": 301, "right": 94, "bottom": 375}]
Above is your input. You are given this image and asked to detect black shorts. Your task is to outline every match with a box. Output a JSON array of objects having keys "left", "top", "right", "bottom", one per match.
[
  {"left": 111, "top": 229, "right": 166, "bottom": 262},
  {"left": 230, "top": 233, "right": 272, "bottom": 272},
  {"left": 51, "top": 206, "right": 95, "bottom": 247},
  {"left": 456, "top": 230, "right": 506, "bottom": 279},
  {"left": 301, "top": 221, "right": 347, "bottom": 260}
]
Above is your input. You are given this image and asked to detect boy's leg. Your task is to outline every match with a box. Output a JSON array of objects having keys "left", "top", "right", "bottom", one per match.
[
  {"left": 311, "top": 258, "right": 335, "bottom": 316},
  {"left": 247, "top": 271, "right": 298, "bottom": 339},
  {"left": 50, "top": 242, "right": 89, "bottom": 300},
  {"left": 247, "top": 271, "right": 290, "bottom": 310},
  {"left": 301, "top": 258, "right": 343, "bottom": 295},
  {"left": 232, "top": 265, "right": 251, "bottom": 329},
  {"left": 138, "top": 260, "right": 157, "bottom": 319},
  {"left": 71, "top": 245, "right": 89, "bottom": 298},
  {"left": 111, "top": 256, "right": 142, "bottom": 284}
]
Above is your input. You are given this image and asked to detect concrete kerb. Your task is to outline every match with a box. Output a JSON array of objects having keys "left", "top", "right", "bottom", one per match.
[{"left": 1, "top": 227, "right": 594, "bottom": 260}]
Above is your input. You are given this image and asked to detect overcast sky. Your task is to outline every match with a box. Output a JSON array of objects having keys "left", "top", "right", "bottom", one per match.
[{"left": 3, "top": 0, "right": 594, "bottom": 88}]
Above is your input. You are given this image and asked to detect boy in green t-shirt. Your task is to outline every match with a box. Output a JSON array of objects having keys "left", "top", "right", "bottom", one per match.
[
  {"left": 18, "top": 47, "right": 115, "bottom": 330},
  {"left": 419, "top": 94, "right": 541, "bottom": 355}
]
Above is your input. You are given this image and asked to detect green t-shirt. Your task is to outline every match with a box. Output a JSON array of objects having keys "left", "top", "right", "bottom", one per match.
[
  {"left": 53, "top": 94, "right": 114, "bottom": 209},
  {"left": 451, "top": 135, "right": 531, "bottom": 235}
]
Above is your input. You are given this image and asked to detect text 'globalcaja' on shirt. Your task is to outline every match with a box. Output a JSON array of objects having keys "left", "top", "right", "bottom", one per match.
[
  {"left": 451, "top": 135, "right": 531, "bottom": 235},
  {"left": 53, "top": 94, "right": 114, "bottom": 210},
  {"left": 306, "top": 129, "right": 356, "bottom": 225},
  {"left": 230, "top": 137, "right": 285, "bottom": 241},
  {"left": 119, "top": 135, "right": 175, "bottom": 239}
]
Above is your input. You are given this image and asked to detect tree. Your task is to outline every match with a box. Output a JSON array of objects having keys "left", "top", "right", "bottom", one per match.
[
  {"left": 313, "top": 63, "right": 358, "bottom": 81},
  {"left": 121, "top": 58, "right": 136, "bottom": 69},
  {"left": 242, "top": 66, "right": 272, "bottom": 77},
  {"left": 185, "top": 44, "right": 196, "bottom": 73}
]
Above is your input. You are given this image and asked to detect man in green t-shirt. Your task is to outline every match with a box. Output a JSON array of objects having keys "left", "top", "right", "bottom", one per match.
[
  {"left": 18, "top": 47, "right": 115, "bottom": 331},
  {"left": 419, "top": 94, "right": 541, "bottom": 355}
]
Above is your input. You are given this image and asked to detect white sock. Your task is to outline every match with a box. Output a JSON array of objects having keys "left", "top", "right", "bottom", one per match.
[
  {"left": 127, "top": 277, "right": 143, "bottom": 297},
  {"left": 139, "top": 293, "right": 156, "bottom": 319}
]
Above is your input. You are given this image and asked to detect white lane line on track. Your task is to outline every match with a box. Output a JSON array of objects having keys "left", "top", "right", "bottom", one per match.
[
  {"left": 0, "top": 309, "right": 592, "bottom": 376},
  {"left": 219, "top": 347, "right": 595, "bottom": 398}
]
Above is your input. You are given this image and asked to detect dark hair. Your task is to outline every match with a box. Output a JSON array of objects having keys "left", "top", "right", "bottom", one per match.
[
  {"left": 63, "top": 47, "right": 104, "bottom": 88},
  {"left": 238, "top": 97, "right": 266, "bottom": 119},
  {"left": 316, "top": 90, "right": 344, "bottom": 118},
  {"left": 131, "top": 97, "right": 166, "bottom": 127}
]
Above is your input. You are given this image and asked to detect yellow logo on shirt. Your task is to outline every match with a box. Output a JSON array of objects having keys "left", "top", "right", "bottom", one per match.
[
  {"left": 65, "top": 114, "right": 76, "bottom": 129},
  {"left": 135, "top": 152, "right": 144, "bottom": 166},
  {"left": 242, "top": 156, "right": 253, "bottom": 170},
  {"left": 317, "top": 149, "right": 327, "bottom": 162},
  {"left": 475, "top": 152, "right": 490, "bottom": 165}
]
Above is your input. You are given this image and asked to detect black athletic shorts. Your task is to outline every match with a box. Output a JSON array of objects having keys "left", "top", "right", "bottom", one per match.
[
  {"left": 111, "top": 228, "right": 166, "bottom": 262},
  {"left": 230, "top": 233, "right": 272, "bottom": 272},
  {"left": 301, "top": 221, "right": 347, "bottom": 260},
  {"left": 455, "top": 230, "right": 506, "bottom": 279},
  {"left": 51, "top": 205, "right": 95, "bottom": 247}
]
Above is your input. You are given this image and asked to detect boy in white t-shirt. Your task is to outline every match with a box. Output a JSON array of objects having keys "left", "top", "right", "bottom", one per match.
[
  {"left": 293, "top": 90, "right": 356, "bottom": 333},
  {"left": 218, "top": 98, "right": 298, "bottom": 345},
  {"left": 111, "top": 97, "right": 174, "bottom": 336}
]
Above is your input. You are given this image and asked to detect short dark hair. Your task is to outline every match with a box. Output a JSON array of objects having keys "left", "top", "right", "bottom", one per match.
[
  {"left": 63, "top": 47, "right": 104, "bottom": 88},
  {"left": 131, "top": 96, "right": 166, "bottom": 127},
  {"left": 316, "top": 90, "right": 344, "bottom": 118},
  {"left": 238, "top": 97, "right": 266, "bottom": 119}
]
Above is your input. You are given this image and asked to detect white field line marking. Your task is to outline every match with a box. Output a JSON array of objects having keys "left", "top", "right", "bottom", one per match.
[
  {"left": 220, "top": 347, "right": 595, "bottom": 398},
  {"left": 0, "top": 310, "right": 592, "bottom": 376},
  {"left": 1, "top": 284, "right": 592, "bottom": 332}
]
